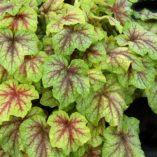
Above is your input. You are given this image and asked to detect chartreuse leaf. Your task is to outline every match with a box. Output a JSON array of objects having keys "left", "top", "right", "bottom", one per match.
[
  {"left": 116, "top": 22, "right": 157, "bottom": 59},
  {"left": 0, "top": 147, "right": 9, "bottom": 157},
  {"left": 43, "top": 55, "right": 89, "bottom": 109},
  {"left": 52, "top": 24, "right": 97, "bottom": 56},
  {"left": 118, "top": 58, "right": 155, "bottom": 89},
  {"left": 102, "top": 116, "right": 145, "bottom": 157},
  {"left": 40, "top": 89, "right": 59, "bottom": 108},
  {"left": 82, "top": 41, "right": 106, "bottom": 66},
  {"left": 0, "top": 6, "right": 37, "bottom": 32},
  {"left": 0, "top": 107, "right": 45, "bottom": 157},
  {"left": 47, "top": 6, "right": 85, "bottom": 34},
  {"left": 77, "top": 76, "right": 127, "bottom": 126},
  {"left": 47, "top": 111, "right": 91, "bottom": 155},
  {"left": 88, "top": 69, "right": 106, "bottom": 91},
  {"left": 0, "top": 80, "right": 38, "bottom": 124},
  {"left": 14, "top": 52, "right": 46, "bottom": 83},
  {"left": 0, "top": 29, "right": 38, "bottom": 74},
  {"left": 20, "top": 114, "right": 66, "bottom": 157},
  {"left": 145, "top": 81, "right": 157, "bottom": 113}
]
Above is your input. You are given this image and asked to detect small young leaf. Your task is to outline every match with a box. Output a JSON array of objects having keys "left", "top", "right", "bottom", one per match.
[
  {"left": 47, "top": 111, "right": 91, "bottom": 155},
  {"left": 102, "top": 116, "right": 145, "bottom": 157},
  {"left": 20, "top": 115, "right": 54, "bottom": 157},
  {"left": 40, "top": 89, "right": 59, "bottom": 108},
  {"left": 0, "top": 6, "right": 37, "bottom": 32},
  {"left": 15, "top": 52, "right": 46, "bottom": 83},
  {"left": 0, "top": 80, "right": 39, "bottom": 124},
  {"left": 52, "top": 24, "right": 96, "bottom": 56},
  {"left": 0, "top": 29, "right": 38, "bottom": 74},
  {"left": 43, "top": 55, "right": 89, "bottom": 109},
  {"left": 116, "top": 22, "right": 157, "bottom": 59}
]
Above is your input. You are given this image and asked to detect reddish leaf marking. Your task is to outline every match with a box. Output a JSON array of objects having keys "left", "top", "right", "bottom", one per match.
[
  {"left": 19, "top": 55, "right": 44, "bottom": 77},
  {"left": 0, "top": 5, "right": 13, "bottom": 13},
  {"left": 108, "top": 0, "right": 128, "bottom": 24},
  {"left": 0, "top": 82, "right": 32, "bottom": 114},
  {"left": 5, "top": 13, "right": 29, "bottom": 31},
  {"left": 63, "top": 13, "right": 80, "bottom": 22},
  {"left": 27, "top": 121, "right": 50, "bottom": 157},
  {"left": 54, "top": 115, "right": 84, "bottom": 146},
  {"left": 84, "top": 147, "right": 101, "bottom": 157}
]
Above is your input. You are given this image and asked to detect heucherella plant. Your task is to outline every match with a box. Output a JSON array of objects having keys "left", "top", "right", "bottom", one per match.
[{"left": 0, "top": 0, "right": 156, "bottom": 156}]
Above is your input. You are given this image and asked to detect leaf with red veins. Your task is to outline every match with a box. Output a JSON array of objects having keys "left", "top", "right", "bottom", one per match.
[
  {"left": 116, "top": 22, "right": 157, "bottom": 59},
  {"left": 82, "top": 42, "right": 106, "bottom": 66},
  {"left": 108, "top": 0, "right": 131, "bottom": 24},
  {"left": 47, "top": 111, "right": 91, "bottom": 155},
  {"left": 47, "top": 7, "right": 85, "bottom": 34},
  {"left": 42, "top": 55, "right": 89, "bottom": 109},
  {"left": 0, "top": 6, "right": 37, "bottom": 32},
  {"left": 0, "top": 29, "right": 38, "bottom": 74},
  {"left": 0, "top": 80, "right": 39, "bottom": 124},
  {"left": 102, "top": 116, "right": 145, "bottom": 157},
  {"left": 15, "top": 52, "right": 47, "bottom": 83},
  {"left": 20, "top": 115, "right": 57, "bottom": 157},
  {"left": 77, "top": 76, "right": 127, "bottom": 126},
  {"left": 0, "top": 107, "right": 45, "bottom": 157},
  {"left": 52, "top": 24, "right": 96, "bottom": 56},
  {"left": 83, "top": 147, "right": 101, "bottom": 157}
]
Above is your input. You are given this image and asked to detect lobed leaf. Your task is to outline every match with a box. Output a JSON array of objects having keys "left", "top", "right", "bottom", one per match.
[
  {"left": 43, "top": 55, "right": 89, "bottom": 109},
  {"left": 0, "top": 80, "right": 39, "bottom": 124},
  {"left": 47, "top": 111, "right": 91, "bottom": 155},
  {"left": 0, "top": 29, "right": 38, "bottom": 74}
]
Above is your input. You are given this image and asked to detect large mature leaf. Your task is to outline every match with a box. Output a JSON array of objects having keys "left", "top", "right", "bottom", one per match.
[
  {"left": 47, "top": 7, "right": 85, "bottom": 34},
  {"left": 0, "top": 6, "right": 37, "bottom": 32},
  {"left": 0, "top": 80, "right": 38, "bottom": 124},
  {"left": 52, "top": 24, "right": 96, "bottom": 56},
  {"left": 0, "top": 107, "right": 44, "bottom": 157},
  {"left": 47, "top": 111, "right": 91, "bottom": 155},
  {"left": 77, "top": 76, "right": 127, "bottom": 126},
  {"left": 43, "top": 55, "right": 89, "bottom": 109},
  {"left": 20, "top": 115, "right": 56, "bottom": 157},
  {"left": 116, "top": 22, "right": 157, "bottom": 59},
  {"left": 15, "top": 52, "right": 46, "bottom": 83},
  {"left": 102, "top": 116, "right": 145, "bottom": 157},
  {"left": 0, "top": 29, "right": 38, "bottom": 74}
]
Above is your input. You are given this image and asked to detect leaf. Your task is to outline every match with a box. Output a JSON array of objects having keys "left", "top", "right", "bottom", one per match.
[
  {"left": 0, "top": 147, "right": 9, "bottom": 157},
  {"left": 107, "top": 0, "right": 131, "bottom": 24},
  {"left": 82, "top": 41, "right": 106, "bottom": 66},
  {"left": 116, "top": 22, "right": 157, "bottom": 60},
  {"left": 77, "top": 76, "right": 127, "bottom": 126},
  {"left": 83, "top": 147, "right": 102, "bottom": 157},
  {"left": 40, "top": 89, "right": 59, "bottom": 108},
  {"left": 145, "top": 81, "right": 157, "bottom": 113},
  {"left": 118, "top": 58, "right": 155, "bottom": 89},
  {"left": 0, "top": 107, "right": 44, "bottom": 157},
  {"left": 47, "top": 7, "right": 85, "bottom": 34},
  {"left": 102, "top": 116, "right": 145, "bottom": 157},
  {"left": 47, "top": 111, "right": 91, "bottom": 155},
  {"left": 52, "top": 24, "right": 96, "bottom": 56},
  {"left": 0, "top": 6, "right": 37, "bottom": 32},
  {"left": 20, "top": 115, "right": 54, "bottom": 157},
  {"left": 0, "top": 29, "right": 38, "bottom": 74},
  {"left": 14, "top": 52, "right": 46, "bottom": 83},
  {"left": 103, "top": 47, "right": 138, "bottom": 74},
  {"left": 0, "top": 65, "right": 8, "bottom": 83},
  {"left": 0, "top": 80, "right": 39, "bottom": 124},
  {"left": 88, "top": 69, "right": 106, "bottom": 91},
  {"left": 43, "top": 55, "right": 89, "bottom": 109}
]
